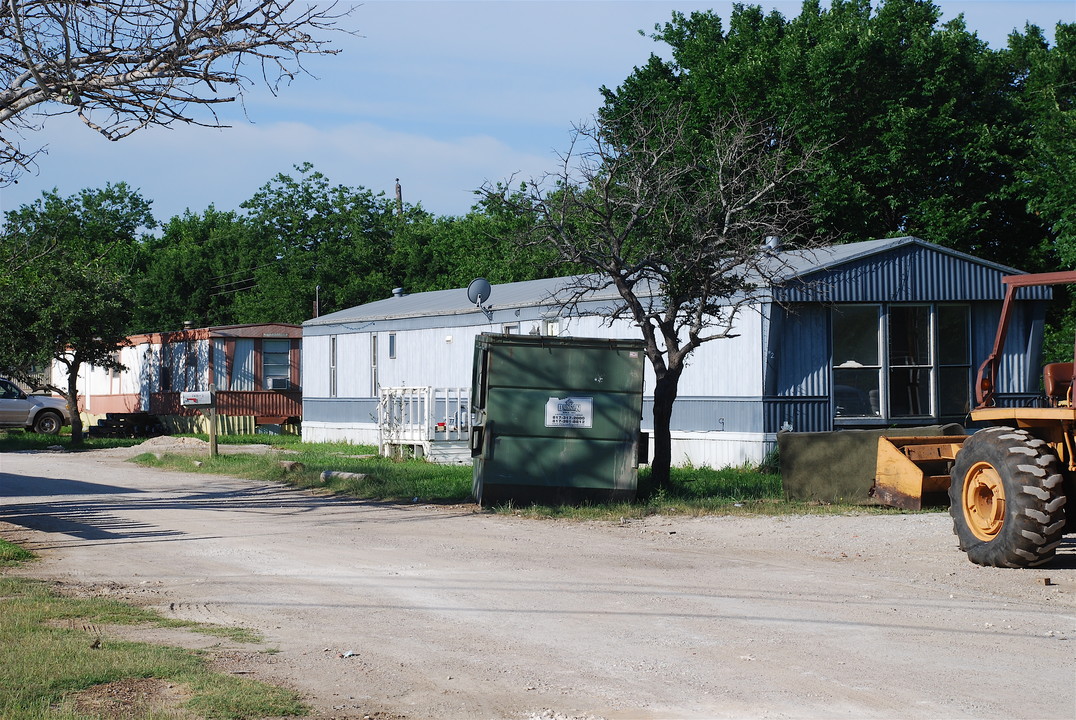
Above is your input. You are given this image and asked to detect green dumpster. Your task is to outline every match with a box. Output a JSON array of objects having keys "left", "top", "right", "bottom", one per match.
[{"left": 470, "top": 333, "right": 646, "bottom": 506}]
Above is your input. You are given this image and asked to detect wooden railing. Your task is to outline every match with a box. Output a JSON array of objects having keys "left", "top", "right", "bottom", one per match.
[{"left": 150, "top": 390, "right": 302, "bottom": 419}]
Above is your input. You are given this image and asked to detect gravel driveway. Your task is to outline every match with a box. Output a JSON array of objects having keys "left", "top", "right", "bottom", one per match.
[{"left": 2, "top": 444, "right": 1074, "bottom": 720}]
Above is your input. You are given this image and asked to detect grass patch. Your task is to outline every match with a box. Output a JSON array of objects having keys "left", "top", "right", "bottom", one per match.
[
  {"left": 136, "top": 442, "right": 473, "bottom": 504},
  {"left": 0, "top": 566, "right": 306, "bottom": 719},
  {"left": 0, "top": 429, "right": 144, "bottom": 453},
  {"left": 0, "top": 538, "right": 34, "bottom": 566},
  {"left": 497, "top": 465, "right": 904, "bottom": 520}
]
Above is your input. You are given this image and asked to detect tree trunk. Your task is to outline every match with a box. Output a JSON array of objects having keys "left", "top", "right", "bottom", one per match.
[
  {"left": 650, "top": 370, "right": 682, "bottom": 489},
  {"left": 65, "top": 360, "right": 84, "bottom": 444}
]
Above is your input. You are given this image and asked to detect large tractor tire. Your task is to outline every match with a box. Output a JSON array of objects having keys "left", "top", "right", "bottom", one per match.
[{"left": 949, "top": 426, "right": 1067, "bottom": 567}]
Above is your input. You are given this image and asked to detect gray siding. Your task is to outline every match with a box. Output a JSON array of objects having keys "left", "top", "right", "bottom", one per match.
[
  {"left": 303, "top": 397, "right": 379, "bottom": 424},
  {"left": 645, "top": 396, "right": 765, "bottom": 433}
]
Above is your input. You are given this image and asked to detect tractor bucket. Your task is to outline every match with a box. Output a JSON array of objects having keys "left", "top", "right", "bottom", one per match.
[{"left": 871, "top": 435, "right": 968, "bottom": 510}]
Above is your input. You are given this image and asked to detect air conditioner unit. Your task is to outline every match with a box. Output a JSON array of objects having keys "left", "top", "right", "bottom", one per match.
[{"left": 268, "top": 378, "right": 290, "bottom": 390}]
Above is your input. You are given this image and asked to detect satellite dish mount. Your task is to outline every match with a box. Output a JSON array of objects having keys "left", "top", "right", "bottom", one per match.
[{"left": 467, "top": 277, "right": 494, "bottom": 321}]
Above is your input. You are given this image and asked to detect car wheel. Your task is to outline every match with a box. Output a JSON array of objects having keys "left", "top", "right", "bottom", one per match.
[{"left": 32, "top": 411, "right": 62, "bottom": 435}]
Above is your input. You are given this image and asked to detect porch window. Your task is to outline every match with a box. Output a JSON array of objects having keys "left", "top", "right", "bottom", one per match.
[
  {"left": 937, "top": 305, "right": 972, "bottom": 415},
  {"left": 833, "top": 306, "right": 881, "bottom": 417},
  {"left": 832, "top": 304, "right": 970, "bottom": 420},
  {"left": 263, "top": 339, "right": 291, "bottom": 389}
]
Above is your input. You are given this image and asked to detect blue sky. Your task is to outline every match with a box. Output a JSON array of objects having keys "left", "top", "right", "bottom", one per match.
[{"left": 1, "top": 0, "right": 1073, "bottom": 224}]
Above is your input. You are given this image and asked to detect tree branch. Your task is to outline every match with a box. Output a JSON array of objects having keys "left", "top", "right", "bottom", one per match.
[{"left": 0, "top": 0, "right": 355, "bottom": 184}]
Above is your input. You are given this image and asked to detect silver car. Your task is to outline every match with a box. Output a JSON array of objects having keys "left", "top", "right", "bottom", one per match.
[{"left": 0, "top": 378, "right": 70, "bottom": 434}]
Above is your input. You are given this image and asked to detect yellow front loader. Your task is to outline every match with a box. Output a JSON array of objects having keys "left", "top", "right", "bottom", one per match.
[{"left": 871, "top": 271, "right": 1076, "bottom": 567}]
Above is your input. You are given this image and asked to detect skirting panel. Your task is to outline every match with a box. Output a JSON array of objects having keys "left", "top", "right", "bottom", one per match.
[
  {"left": 664, "top": 431, "right": 775, "bottom": 469},
  {"left": 301, "top": 421, "right": 379, "bottom": 446}
]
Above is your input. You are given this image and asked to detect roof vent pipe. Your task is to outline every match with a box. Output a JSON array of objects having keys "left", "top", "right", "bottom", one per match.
[
  {"left": 392, "top": 287, "right": 405, "bottom": 298},
  {"left": 763, "top": 236, "right": 782, "bottom": 251}
]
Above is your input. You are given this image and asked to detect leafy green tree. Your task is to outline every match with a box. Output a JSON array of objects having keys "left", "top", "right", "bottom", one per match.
[
  {"left": 1007, "top": 22, "right": 1076, "bottom": 266},
  {"left": 238, "top": 163, "right": 398, "bottom": 323},
  {"left": 0, "top": 184, "right": 154, "bottom": 442},
  {"left": 388, "top": 194, "right": 563, "bottom": 294},
  {"left": 131, "top": 208, "right": 259, "bottom": 332}
]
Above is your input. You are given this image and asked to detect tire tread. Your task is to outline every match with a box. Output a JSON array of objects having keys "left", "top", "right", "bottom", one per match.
[{"left": 949, "top": 426, "right": 1067, "bottom": 567}]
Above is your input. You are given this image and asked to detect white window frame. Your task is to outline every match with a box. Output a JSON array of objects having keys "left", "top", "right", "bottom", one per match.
[
  {"left": 329, "top": 335, "right": 338, "bottom": 398},
  {"left": 263, "top": 339, "right": 291, "bottom": 390},
  {"left": 371, "top": 334, "right": 379, "bottom": 396}
]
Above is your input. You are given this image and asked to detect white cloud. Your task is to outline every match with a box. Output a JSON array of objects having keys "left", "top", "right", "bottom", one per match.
[{"left": 0, "top": 114, "right": 555, "bottom": 222}]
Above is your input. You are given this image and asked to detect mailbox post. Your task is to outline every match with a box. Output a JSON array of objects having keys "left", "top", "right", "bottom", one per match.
[{"left": 179, "top": 386, "right": 217, "bottom": 457}]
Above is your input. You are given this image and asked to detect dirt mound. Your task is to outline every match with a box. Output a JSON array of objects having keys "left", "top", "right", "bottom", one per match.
[
  {"left": 138, "top": 436, "right": 211, "bottom": 451},
  {"left": 71, "top": 677, "right": 196, "bottom": 719}
]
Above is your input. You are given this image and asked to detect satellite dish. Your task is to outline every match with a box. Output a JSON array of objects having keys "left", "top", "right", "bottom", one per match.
[{"left": 467, "top": 277, "right": 492, "bottom": 306}]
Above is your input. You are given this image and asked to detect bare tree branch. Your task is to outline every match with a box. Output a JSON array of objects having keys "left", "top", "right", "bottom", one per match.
[{"left": 0, "top": 0, "right": 355, "bottom": 185}]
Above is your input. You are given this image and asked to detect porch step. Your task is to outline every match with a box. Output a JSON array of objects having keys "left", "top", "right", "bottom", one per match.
[
  {"left": 381, "top": 440, "right": 472, "bottom": 465},
  {"left": 426, "top": 440, "right": 472, "bottom": 465}
]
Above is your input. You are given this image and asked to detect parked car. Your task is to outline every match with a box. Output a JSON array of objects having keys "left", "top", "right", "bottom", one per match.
[{"left": 0, "top": 378, "right": 70, "bottom": 434}]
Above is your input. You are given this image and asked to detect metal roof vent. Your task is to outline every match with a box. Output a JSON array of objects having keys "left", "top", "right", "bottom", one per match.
[
  {"left": 392, "top": 287, "right": 405, "bottom": 298},
  {"left": 762, "top": 236, "right": 782, "bottom": 251}
]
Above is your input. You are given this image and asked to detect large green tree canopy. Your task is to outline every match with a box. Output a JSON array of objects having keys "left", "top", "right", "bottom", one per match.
[{"left": 602, "top": 0, "right": 1074, "bottom": 273}]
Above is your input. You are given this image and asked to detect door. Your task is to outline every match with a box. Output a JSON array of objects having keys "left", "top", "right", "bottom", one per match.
[{"left": 0, "top": 379, "right": 30, "bottom": 425}]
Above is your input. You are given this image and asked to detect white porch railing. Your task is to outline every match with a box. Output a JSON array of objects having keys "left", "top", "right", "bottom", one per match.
[{"left": 377, "top": 387, "right": 471, "bottom": 460}]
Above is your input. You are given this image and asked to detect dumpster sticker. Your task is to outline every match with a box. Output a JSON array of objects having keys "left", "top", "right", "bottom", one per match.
[{"left": 545, "top": 396, "right": 593, "bottom": 428}]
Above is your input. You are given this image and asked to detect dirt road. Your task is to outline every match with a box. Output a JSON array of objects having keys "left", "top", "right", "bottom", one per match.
[{"left": 2, "top": 445, "right": 1074, "bottom": 720}]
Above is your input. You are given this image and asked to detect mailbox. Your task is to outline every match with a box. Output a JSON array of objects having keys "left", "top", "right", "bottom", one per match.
[{"left": 180, "top": 391, "right": 214, "bottom": 408}]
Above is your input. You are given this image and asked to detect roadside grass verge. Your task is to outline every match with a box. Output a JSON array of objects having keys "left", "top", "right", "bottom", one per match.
[
  {"left": 2, "top": 428, "right": 916, "bottom": 518},
  {"left": 0, "top": 539, "right": 306, "bottom": 719},
  {"left": 135, "top": 443, "right": 474, "bottom": 504},
  {"left": 0, "top": 430, "right": 307, "bottom": 454},
  {"left": 129, "top": 438, "right": 912, "bottom": 520},
  {"left": 0, "top": 430, "right": 144, "bottom": 453}
]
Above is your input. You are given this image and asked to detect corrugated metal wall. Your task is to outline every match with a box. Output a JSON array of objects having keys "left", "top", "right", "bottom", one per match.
[
  {"left": 765, "top": 303, "right": 830, "bottom": 397},
  {"left": 778, "top": 245, "right": 1050, "bottom": 304}
]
